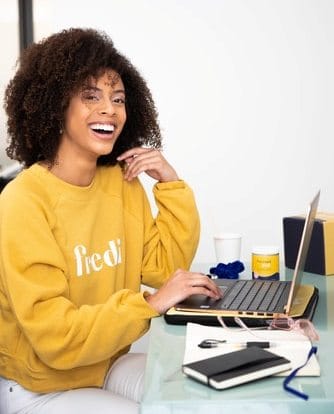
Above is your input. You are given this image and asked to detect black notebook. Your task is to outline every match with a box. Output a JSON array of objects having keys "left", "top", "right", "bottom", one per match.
[{"left": 182, "top": 346, "right": 291, "bottom": 390}]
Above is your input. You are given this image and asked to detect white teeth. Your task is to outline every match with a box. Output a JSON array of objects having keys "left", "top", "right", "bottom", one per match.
[{"left": 90, "top": 123, "right": 114, "bottom": 132}]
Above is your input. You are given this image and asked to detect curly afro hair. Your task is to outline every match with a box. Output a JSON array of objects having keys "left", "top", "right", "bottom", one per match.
[{"left": 4, "top": 28, "right": 162, "bottom": 167}]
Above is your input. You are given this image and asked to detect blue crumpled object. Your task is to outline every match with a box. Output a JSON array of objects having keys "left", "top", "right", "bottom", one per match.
[{"left": 209, "top": 261, "right": 245, "bottom": 279}]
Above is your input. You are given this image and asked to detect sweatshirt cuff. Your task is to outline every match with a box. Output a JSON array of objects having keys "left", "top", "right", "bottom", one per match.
[
  {"left": 154, "top": 180, "right": 186, "bottom": 191},
  {"left": 140, "top": 291, "right": 161, "bottom": 317}
]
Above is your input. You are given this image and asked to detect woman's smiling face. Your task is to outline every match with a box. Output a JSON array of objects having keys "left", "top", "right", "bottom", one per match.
[{"left": 59, "top": 70, "right": 127, "bottom": 164}]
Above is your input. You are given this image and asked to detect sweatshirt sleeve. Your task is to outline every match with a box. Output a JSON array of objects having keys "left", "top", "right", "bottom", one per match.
[
  {"left": 140, "top": 180, "right": 200, "bottom": 288},
  {"left": 0, "top": 185, "right": 159, "bottom": 370}
]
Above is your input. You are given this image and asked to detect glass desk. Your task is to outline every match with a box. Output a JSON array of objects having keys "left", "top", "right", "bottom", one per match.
[{"left": 141, "top": 267, "right": 334, "bottom": 413}]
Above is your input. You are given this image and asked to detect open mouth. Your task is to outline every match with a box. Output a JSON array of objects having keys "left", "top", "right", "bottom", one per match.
[{"left": 89, "top": 123, "right": 115, "bottom": 135}]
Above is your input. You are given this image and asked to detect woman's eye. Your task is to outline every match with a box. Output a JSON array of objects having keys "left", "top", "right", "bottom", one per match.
[
  {"left": 83, "top": 94, "right": 99, "bottom": 101},
  {"left": 81, "top": 90, "right": 101, "bottom": 102},
  {"left": 112, "top": 97, "right": 126, "bottom": 105}
]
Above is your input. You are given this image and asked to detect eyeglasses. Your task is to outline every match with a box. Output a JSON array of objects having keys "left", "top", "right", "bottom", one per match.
[
  {"left": 217, "top": 315, "right": 319, "bottom": 342},
  {"left": 267, "top": 317, "right": 319, "bottom": 342},
  {"left": 217, "top": 316, "right": 268, "bottom": 338}
]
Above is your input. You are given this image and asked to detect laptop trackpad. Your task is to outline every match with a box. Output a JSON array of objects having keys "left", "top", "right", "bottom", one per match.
[{"left": 175, "top": 279, "right": 236, "bottom": 310}]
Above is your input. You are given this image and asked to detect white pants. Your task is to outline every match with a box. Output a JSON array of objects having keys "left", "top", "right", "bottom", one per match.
[{"left": 0, "top": 353, "right": 146, "bottom": 414}]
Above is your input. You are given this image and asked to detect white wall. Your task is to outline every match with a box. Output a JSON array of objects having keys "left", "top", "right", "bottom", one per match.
[
  {"left": 2, "top": 0, "right": 334, "bottom": 267},
  {"left": 0, "top": 0, "right": 19, "bottom": 170}
]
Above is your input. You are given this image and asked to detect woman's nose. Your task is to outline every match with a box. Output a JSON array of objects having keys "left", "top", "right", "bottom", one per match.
[{"left": 98, "top": 98, "right": 115, "bottom": 115}]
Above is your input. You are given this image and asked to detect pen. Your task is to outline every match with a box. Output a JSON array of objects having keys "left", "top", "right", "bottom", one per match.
[
  {"left": 233, "top": 341, "right": 271, "bottom": 349},
  {"left": 198, "top": 340, "right": 272, "bottom": 349}
]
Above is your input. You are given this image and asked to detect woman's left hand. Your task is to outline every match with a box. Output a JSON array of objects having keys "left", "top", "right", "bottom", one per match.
[{"left": 117, "top": 147, "right": 179, "bottom": 182}]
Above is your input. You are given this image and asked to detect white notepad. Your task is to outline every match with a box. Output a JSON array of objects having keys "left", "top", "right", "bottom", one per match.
[{"left": 183, "top": 323, "right": 320, "bottom": 377}]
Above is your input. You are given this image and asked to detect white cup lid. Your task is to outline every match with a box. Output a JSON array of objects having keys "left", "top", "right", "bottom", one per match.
[
  {"left": 252, "top": 245, "right": 279, "bottom": 255},
  {"left": 213, "top": 233, "right": 241, "bottom": 240}
]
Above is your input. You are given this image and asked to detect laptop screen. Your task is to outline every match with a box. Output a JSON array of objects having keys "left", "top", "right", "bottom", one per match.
[{"left": 285, "top": 190, "right": 320, "bottom": 313}]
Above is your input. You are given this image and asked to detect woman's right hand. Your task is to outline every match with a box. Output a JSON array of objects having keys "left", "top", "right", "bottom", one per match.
[{"left": 145, "top": 269, "right": 222, "bottom": 314}]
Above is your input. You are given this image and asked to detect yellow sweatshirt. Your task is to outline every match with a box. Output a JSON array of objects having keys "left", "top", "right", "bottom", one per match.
[{"left": 0, "top": 163, "right": 200, "bottom": 392}]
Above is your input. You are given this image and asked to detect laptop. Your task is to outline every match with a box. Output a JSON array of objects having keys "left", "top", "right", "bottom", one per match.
[{"left": 165, "top": 191, "right": 320, "bottom": 327}]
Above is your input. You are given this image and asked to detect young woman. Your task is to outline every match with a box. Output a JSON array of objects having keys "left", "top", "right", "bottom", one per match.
[{"left": 0, "top": 28, "right": 220, "bottom": 413}]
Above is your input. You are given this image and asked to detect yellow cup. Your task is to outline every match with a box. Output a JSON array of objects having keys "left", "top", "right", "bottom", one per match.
[{"left": 252, "top": 246, "right": 279, "bottom": 280}]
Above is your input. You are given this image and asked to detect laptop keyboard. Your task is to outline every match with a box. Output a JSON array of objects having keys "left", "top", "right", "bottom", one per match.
[{"left": 219, "top": 280, "right": 291, "bottom": 313}]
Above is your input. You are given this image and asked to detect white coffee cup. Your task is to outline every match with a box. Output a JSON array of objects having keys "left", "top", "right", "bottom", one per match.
[{"left": 213, "top": 233, "right": 242, "bottom": 263}]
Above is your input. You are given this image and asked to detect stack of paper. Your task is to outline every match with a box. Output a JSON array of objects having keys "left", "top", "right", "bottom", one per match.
[{"left": 183, "top": 323, "right": 320, "bottom": 376}]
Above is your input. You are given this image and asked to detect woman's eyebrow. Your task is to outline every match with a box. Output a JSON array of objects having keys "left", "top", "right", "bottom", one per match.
[
  {"left": 82, "top": 86, "right": 100, "bottom": 92},
  {"left": 82, "top": 86, "right": 125, "bottom": 94},
  {"left": 113, "top": 88, "right": 126, "bottom": 94}
]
